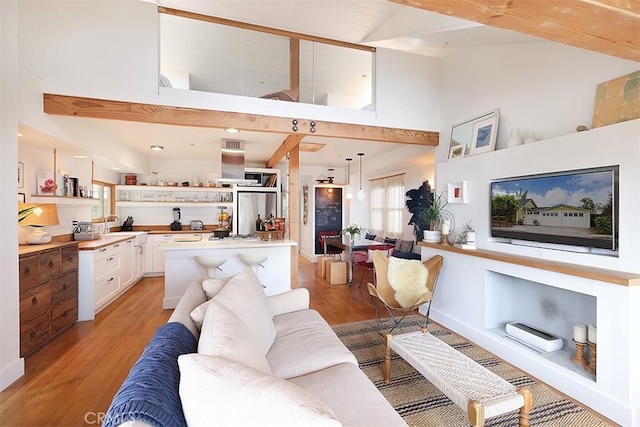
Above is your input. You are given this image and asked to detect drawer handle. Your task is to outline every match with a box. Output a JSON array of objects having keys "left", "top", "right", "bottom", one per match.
[
  {"left": 99, "top": 248, "right": 107, "bottom": 253},
  {"left": 63, "top": 310, "right": 68, "bottom": 317},
  {"left": 107, "top": 257, "right": 114, "bottom": 262},
  {"left": 30, "top": 331, "right": 36, "bottom": 339},
  {"left": 25, "top": 267, "right": 31, "bottom": 275},
  {"left": 107, "top": 277, "right": 114, "bottom": 282},
  {"left": 114, "top": 244, "right": 120, "bottom": 248},
  {"left": 32, "top": 296, "right": 38, "bottom": 305},
  {"left": 48, "top": 260, "right": 54, "bottom": 268},
  {"left": 67, "top": 257, "right": 73, "bottom": 262}
]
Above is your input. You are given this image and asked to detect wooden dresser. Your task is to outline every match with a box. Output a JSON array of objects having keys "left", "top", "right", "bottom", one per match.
[{"left": 18, "top": 242, "right": 79, "bottom": 357}]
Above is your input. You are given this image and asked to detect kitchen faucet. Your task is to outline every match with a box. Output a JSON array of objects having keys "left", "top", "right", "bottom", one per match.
[{"left": 104, "top": 216, "right": 118, "bottom": 234}]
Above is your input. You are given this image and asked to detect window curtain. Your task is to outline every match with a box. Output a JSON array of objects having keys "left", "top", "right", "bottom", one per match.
[{"left": 369, "top": 174, "right": 404, "bottom": 239}]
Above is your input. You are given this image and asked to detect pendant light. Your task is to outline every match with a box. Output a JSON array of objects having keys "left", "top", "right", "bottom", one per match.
[
  {"left": 356, "top": 153, "right": 366, "bottom": 202},
  {"left": 345, "top": 158, "right": 353, "bottom": 199}
]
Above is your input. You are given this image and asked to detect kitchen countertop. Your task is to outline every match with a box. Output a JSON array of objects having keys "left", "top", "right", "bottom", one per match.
[{"left": 161, "top": 238, "right": 297, "bottom": 251}]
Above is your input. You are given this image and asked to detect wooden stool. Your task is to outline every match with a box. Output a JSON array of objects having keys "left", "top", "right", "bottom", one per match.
[
  {"left": 328, "top": 261, "right": 347, "bottom": 285},
  {"left": 317, "top": 255, "right": 337, "bottom": 278}
]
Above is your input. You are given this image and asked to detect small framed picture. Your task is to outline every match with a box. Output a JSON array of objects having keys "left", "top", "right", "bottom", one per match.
[
  {"left": 18, "top": 192, "right": 26, "bottom": 203},
  {"left": 470, "top": 115, "right": 499, "bottom": 155},
  {"left": 18, "top": 162, "right": 24, "bottom": 188},
  {"left": 448, "top": 181, "right": 469, "bottom": 204},
  {"left": 448, "top": 144, "right": 465, "bottom": 160}
]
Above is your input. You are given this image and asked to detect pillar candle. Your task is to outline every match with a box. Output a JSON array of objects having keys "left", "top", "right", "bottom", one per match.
[
  {"left": 442, "top": 219, "right": 450, "bottom": 235},
  {"left": 573, "top": 325, "right": 587, "bottom": 343},
  {"left": 588, "top": 324, "right": 597, "bottom": 343}
]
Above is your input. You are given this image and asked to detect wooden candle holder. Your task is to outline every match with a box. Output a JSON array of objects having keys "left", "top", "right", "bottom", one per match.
[
  {"left": 571, "top": 340, "right": 588, "bottom": 367},
  {"left": 585, "top": 341, "right": 597, "bottom": 375}
]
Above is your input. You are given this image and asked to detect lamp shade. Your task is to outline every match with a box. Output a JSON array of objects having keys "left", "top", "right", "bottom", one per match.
[{"left": 19, "top": 203, "right": 59, "bottom": 226}]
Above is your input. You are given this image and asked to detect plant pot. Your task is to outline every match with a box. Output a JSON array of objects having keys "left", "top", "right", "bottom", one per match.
[{"left": 423, "top": 229, "right": 442, "bottom": 243}]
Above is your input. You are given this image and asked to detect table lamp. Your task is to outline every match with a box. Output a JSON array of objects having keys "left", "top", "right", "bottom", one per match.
[{"left": 19, "top": 203, "right": 59, "bottom": 244}]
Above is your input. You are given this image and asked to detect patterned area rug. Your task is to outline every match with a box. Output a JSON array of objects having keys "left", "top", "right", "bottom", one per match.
[{"left": 332, "top": 318, "right": 614, "bottom": 427}]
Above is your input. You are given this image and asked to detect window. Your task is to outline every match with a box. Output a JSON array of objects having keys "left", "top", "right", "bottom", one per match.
[
  {"left": 369, "top": 174, "right": 404, "bottom": 238},
  {"left": 91, "top": 180, "right": 115, "bottom": 221}
]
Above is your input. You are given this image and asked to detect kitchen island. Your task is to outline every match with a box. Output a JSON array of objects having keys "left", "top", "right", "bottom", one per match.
[{"left": 161, "top": 236, "right": 297, "bottom": 309}]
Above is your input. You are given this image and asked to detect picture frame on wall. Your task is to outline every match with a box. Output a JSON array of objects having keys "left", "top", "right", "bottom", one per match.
[
  {"left": 469, "top": 114, "right": 499, "bottom": 156},
  {"left": 448, "top": 181, "right": 469, "bottom": 204},
  {"left": 18, "top": 193, "right": 25, "bottom": 203},
  {"left": 18, "top": 162, "right": 24, "bottom": 188}
]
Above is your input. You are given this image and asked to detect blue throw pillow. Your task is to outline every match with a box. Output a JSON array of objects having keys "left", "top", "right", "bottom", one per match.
[{"left": 103, "top": 322, "right": 197, "bottom": 427}]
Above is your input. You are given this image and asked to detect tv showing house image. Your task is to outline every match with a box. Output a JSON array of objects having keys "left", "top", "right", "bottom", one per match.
[{"left": 490, "top": 166, "right": 619, "bottom": 251}]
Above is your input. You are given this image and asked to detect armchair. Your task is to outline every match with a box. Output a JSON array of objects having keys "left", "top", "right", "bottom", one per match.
[{"left": 367, "top": 251, "right": 443, "bottom": 334}]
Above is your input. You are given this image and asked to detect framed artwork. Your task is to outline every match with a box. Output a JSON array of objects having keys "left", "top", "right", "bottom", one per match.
[
  {"left": 470, "top": 115, "right": 499, "bottom": 155},
  {"left": 18, "top": 162, "right": 24, "bottom": 188},
  {"left": 447, "top": 181, "right": 468, "bottom": 204},
  {"left": 448, "top": 144, "right": 465, "bottom": 160},
  {"left": 18, "top": 192, "right": 25, "bottom": 203}
]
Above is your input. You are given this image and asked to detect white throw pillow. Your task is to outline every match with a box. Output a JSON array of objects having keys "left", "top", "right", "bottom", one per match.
[
  {"left": 189, "top": 300, "right": 211, "bottom": 330},
  {"left": 198, "top": 299, "right": 271, "bottom": 375},
  {"left": 213, "top": 267, "right": 277, "bottom": 355},
  {"left": 178, "top": 354, "right": 340, "bottom": 427},
  {"left": 201, "top": 275, "right": 232, "bottom": 299}
]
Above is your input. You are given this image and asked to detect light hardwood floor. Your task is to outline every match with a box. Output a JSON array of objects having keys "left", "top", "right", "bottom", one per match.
[{"left": 0, "top": 257, "right": 377, "bottom": 427}]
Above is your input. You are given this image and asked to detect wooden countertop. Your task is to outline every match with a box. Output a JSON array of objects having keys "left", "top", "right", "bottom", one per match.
[{"left": 418, "top": 241, "right": 640, "bottom": 287}]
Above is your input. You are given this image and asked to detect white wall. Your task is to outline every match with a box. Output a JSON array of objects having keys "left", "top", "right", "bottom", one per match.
[{"left": 1, "top": 0, "right": 24, "bottom": 390}]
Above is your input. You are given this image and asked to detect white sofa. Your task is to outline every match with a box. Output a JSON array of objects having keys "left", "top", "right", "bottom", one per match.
[{"left": 104, "top": 267, "right": 406, "bottom": 427}]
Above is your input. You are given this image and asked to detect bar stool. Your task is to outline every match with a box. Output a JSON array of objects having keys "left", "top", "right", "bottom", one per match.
[
  {"left": 194, "top": 256, "right": 226, "bottom": 278},
  {"left": 237, "top": 253, "right": 268, "bottom": 287}
]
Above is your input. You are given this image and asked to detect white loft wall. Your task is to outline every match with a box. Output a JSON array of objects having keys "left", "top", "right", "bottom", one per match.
[
  {"left": 21, "top": 0, "right": 441, "bottom": 141},
  {"left": 438, "top": 42, "right": 639, "bottom": 164}
]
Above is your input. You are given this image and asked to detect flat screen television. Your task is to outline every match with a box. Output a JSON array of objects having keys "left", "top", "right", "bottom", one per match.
[{"left": 490, "top": 166, "right": 618, "bottom": 252}]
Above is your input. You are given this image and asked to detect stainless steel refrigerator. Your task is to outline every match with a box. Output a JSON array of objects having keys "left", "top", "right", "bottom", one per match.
[{"left": 237, "top": 191, "right": 278, "bottom": 236}]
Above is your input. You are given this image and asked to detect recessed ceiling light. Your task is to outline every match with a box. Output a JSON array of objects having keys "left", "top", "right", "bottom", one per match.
[
  {"left": 225, "top": 128, "right": 240, "bottom": 134},
  {"left": 73, "top": 154, "right": 89, "bottom": 159},
  {"left": 150, "top": 145, "right": 164, "bottom": 151},
  {"left": 111, "top": 167, "right": 121, "bottom": 170},
  {"left": 17, "top": 133, "right": 23, "bottom": 137}
]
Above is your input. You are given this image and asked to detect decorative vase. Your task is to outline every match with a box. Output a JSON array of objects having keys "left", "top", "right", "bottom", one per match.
[
  {"left": 466, "top": 231, "right": 476, "bottom": 244},
  {"left": 423, "top": 229, "right": 442, "bottom": 243},
  {"left": 350, "top": 233, "right": 356, "bottom": 245},
  {"left": 507, "top": 128, "right": 523, "bottom": 148}
]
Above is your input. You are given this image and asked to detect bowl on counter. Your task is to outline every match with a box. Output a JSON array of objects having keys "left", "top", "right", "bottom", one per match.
[{"left": 212, "top": 229, "right": 230, "bottom": 238}]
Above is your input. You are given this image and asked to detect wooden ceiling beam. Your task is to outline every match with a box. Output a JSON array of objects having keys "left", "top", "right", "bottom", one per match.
[
  {"left": 389, "top": 0, "right": 640, "bottom": 62},
  {"left": 43, "top": 94, "right": 439, "bottom": 146},
  {"left": 266, "top": 134, "right": 305, "bottom": 168}
]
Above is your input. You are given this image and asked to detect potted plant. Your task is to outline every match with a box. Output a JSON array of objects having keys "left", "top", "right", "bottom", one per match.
[
  {"left": 405, "top": 181, "right": 435, "bottom": 241},
  {"left": 420, "top": 191, "right": 449, "bottom": 243},
  {"left": 341, "top": 224, "right": 367, "bottom": 244},
  {"left": 455, "top": 220, "right": 476, "bottom": 246}
]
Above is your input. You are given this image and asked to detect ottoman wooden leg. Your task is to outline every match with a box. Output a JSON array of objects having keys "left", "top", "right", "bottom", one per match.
[
  {"left": 468, "top": 400, "right": 485, "bottom": 427},
  {"left": 384, "top": 333, "right": 392, "bottom": 384},
  {"left": 517, "top": 387, "right": 533, "bottom": 427}
]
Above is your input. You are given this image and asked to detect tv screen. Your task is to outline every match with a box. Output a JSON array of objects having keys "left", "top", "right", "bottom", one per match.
[{"left": 490, "top": 166, "right": 618, "bottom": 251}]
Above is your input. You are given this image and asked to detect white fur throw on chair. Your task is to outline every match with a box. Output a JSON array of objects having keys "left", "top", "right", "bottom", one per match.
[{"left": 386, "top": 257, "right": 429, "bottom": 308}]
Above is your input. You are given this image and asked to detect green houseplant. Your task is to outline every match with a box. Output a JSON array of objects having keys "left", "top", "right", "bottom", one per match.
[{"left": 405, "top": 181, "right": 435, "bottom": 241}]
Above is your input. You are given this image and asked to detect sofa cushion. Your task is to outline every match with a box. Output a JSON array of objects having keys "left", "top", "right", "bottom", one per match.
[
  {"left": 198, "top": 299, "right": 271, "bottom": 375},
  {"left": 267, "top": 310, "right": 357, "bottom": 379},
  {"left": 213, "top": 267, "right": 276, "bottom": 355},
  {"left": 189, "top": 299, "right": 210, "bottom": 330},
  {"left": 178, "top": 354, "right": 341, "bottom": 427},
  {"left": 201, "top": 275, "right": 232, "bottom": 299},
  {"left": 103, "top": 322, "right": 197, "bottom": 427},
  {"left": 290, "top": 363, "right": 407, "bottom": 427}
]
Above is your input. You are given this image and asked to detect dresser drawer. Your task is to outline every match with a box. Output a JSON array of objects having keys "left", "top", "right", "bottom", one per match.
[
  {"left": 39, "top": 250, "right": 61, "bottom": 283},
  {"left": 52, "top": 271, "right": 78, "bottom": 305},
  {"left": 20, "top": 284, "right": 52, "bottom": 324},
  {"left": 19, "top": 255, "right": 40, "bottom": 290},
  {"left": 61, "top": 245, "right": 78, "bottom": 274},
  {"left": 20, "top": 312, "right": 50, "bottom": 357},
  {"left": 95, "top": 253, "right": 120, "bottom": 278},
  {"left": 51, "top": 297, "right": 77, "bottom": 334}
]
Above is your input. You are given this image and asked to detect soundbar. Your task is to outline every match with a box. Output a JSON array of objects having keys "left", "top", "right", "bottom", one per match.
[{"left": 505, "top": 322, "right": 563, "bottom": 352}]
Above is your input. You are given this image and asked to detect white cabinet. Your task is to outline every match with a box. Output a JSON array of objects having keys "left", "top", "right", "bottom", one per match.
[
  {"left": 134, "top": 243, "right": 145, "bottom": 280},
  {"left": 79, "top": 241, "right": 123, "bottom": 320},
  {"left": 152, "top": 234, "right": 174, "bottom": 273},
  {"left": 119, "top": 238, "right": 134, "bottom": 289}
]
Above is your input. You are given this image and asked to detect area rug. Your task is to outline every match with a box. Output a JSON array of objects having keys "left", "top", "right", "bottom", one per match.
[{"left": 332, "top": 318, "right": 614, "bottom": 427}]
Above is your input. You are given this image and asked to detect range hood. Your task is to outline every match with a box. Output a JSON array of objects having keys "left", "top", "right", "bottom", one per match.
[{"left": 218, "top": 138, "right": 258, "bottom": 185}]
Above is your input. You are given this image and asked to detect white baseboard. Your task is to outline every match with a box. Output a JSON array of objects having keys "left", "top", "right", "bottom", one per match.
[{"left": 0, "top": 357, "right": 24, "bottom": 391}]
